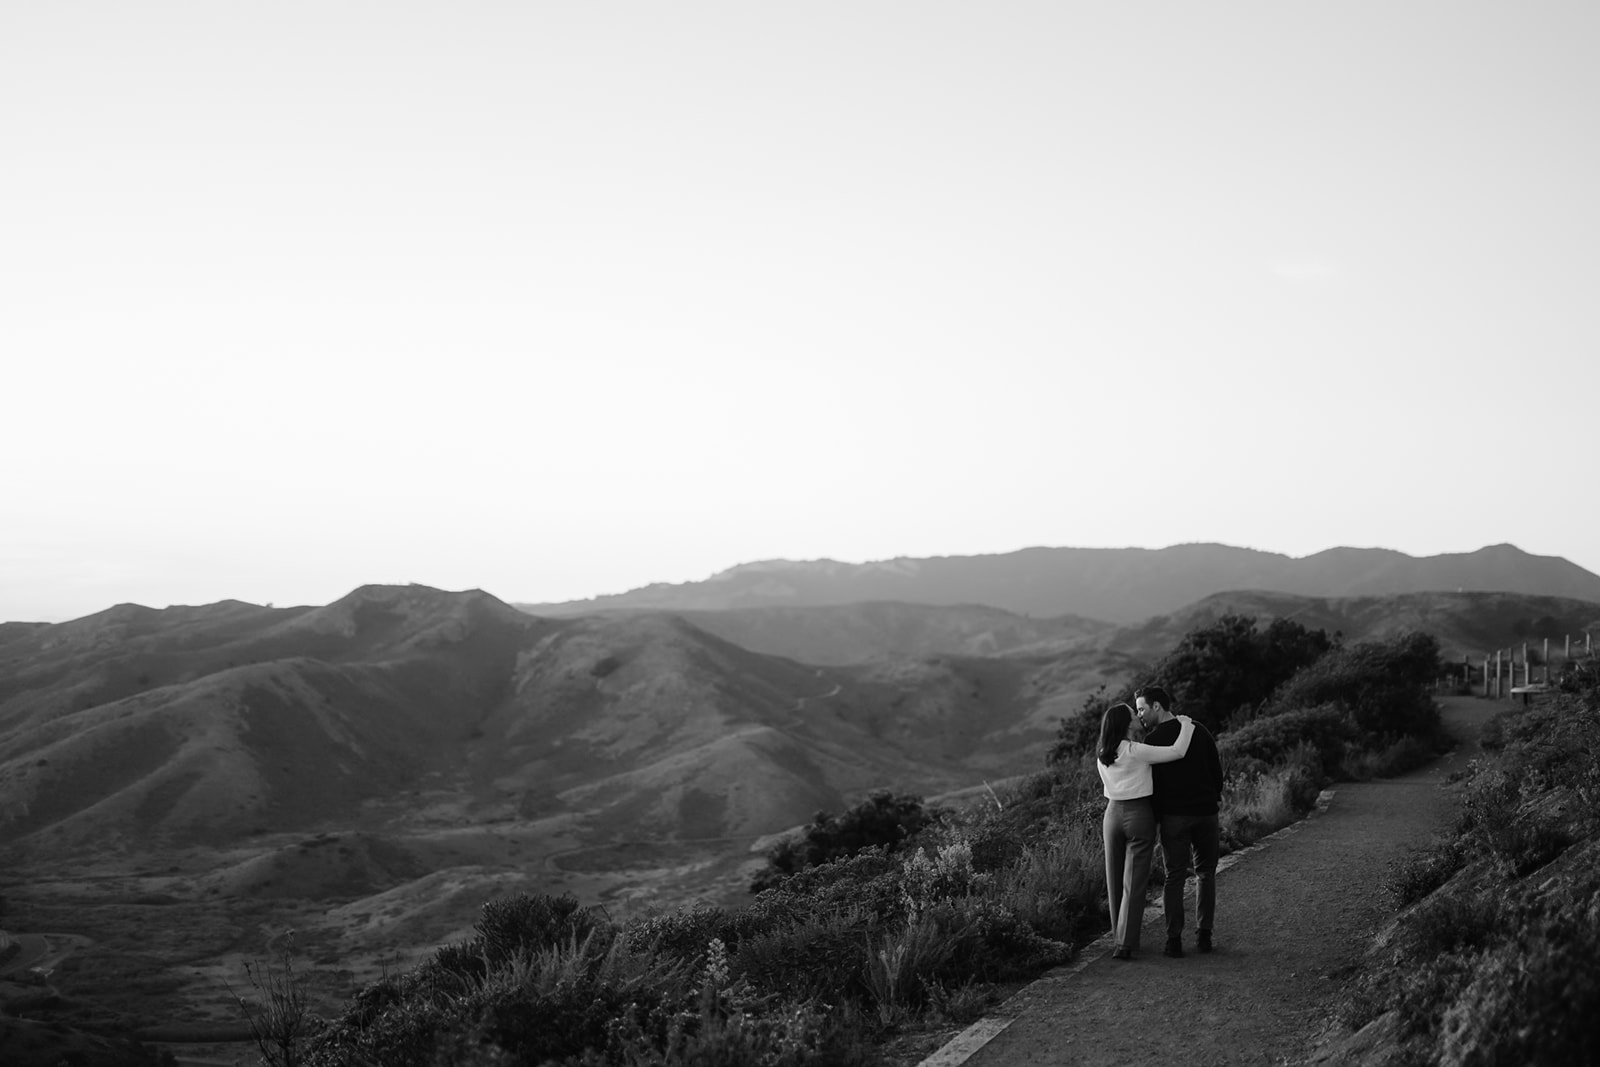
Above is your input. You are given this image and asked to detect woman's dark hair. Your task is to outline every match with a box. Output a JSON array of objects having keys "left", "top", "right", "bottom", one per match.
[{"left": 1098, "top": 702, "right": 1135, "bottom": 766}]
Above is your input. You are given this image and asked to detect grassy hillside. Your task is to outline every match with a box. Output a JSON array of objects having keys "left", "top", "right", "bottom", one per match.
[
  {"left": 1106, "top": 589, "right": 1600, "bottom": 663},
  {"left": 660, "top": 601, "right": 1112, "bottom": 666},
  {"left": 2, "top": 589, "right": 1129, "bottom": 866},
  {"left": 1312, "top": 664, "right": 1600, "bottom": 1065}
]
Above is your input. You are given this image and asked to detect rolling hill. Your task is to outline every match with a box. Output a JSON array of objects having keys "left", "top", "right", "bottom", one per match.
[
  {"left": 0, "top": 586, "right": 1089, "bottom": 866},
  {"left": 8, "top": 578, "right": 1594, "bottom": 862},
  {"left": 515, "top": 542, "right": 1600, "bottom": 624},
  {"left": 638, "top": 601, "right": 1113, "bottom": 666}
]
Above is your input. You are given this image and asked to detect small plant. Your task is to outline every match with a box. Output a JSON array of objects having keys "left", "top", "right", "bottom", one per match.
[
  {"left": 900, "top": 837, "right": 991, "bottom": 920},
  {"left": 228, "top": 936, "right": 318, "bottom": 1067},
  {"left": 1385, "top": 838, "right": 1467, "bottom": 907},
  {"left": 991, "top": 828, "right": 1101, "bottom": 945},
  {"left": 928, "top": 978, "right": 992, "bottom": 1025},
  {"left": 861, "top": 918, "right": 952, "bottom": 1025},
  {"left": 472, "top": 891, "right": 604, "bottom": 965},
  {"left": 753, "top": 791, "right": 936, "bottom": 890}
]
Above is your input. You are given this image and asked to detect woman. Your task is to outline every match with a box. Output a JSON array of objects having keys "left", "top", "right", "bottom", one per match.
[{"left": 1097, "top": 701, "right": 1193, "bottom": 959}]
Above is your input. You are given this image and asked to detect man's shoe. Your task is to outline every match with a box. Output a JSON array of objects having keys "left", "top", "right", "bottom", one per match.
[
  {"left": 1197, "top": 930, "right": 1213, "bottom": 953},
  {"left": 1163, "top": 938, "right": 1184, "bottom": 958},
  {"left": 1111, "top": 948, "right": 1132, "bottom": 961}
]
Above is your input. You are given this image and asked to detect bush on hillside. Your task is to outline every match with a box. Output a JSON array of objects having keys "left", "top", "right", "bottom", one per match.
[
  {"left": 473, "top": 892, "right": 609, "bottom": 967},
  {"left": 1049, "top": 614, "right": 1337, "bottom": 759},
  {"left": 1260, "top": 630, "right": 1442, "bottom": 738},
  {"left": 1558, "top": 654, "right": 1600, "bottom": 693},
  {"left": 751, "top": 791, "right": 936, "bottom": 891},
  {"left": 1216, "top": 703, "right": 1355, "bottom": 780},
  {"left": 1146, "top": 614, "right": 1337, "bottom": 730},
  {"left": 1217, "top": 748, "right": 1323, "bottom": 849}
]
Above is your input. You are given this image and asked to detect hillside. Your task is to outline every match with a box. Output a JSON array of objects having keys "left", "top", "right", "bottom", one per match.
[
  {"left": 0, "top": 586, "right": 1086, "bottom": 866},
  {"left": 551, "top": 590, "right": 1600, "bottom": 672},
  {"left": 1106, "top": 589, "right": 1600, "bottom": 663},
  {"left": 633, "top": 601, "right": 1112, "bottom": 666},
  {"left": 7, "top": 582, "right": 1591, "bottom": 860},
  {"left": 0, "top": 586, "right": 550, "bottom": 848},
  {"left": 515, "top": 542, "right": 1600, "bottom": 623}
]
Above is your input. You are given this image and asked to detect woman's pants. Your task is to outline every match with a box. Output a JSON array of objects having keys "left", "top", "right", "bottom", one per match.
[{"left": 1103, "top": 797, "right": 1156, "bottom": 952}]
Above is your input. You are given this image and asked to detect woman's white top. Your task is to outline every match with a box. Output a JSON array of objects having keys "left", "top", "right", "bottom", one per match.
[{"left": 1097, "top": 718, "right": 1195, "bottom": 800}]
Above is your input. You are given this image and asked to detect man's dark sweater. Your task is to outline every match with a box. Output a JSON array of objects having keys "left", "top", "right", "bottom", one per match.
[{"left": 1146, "top": 717, "right": 1224, "bottom": 817}]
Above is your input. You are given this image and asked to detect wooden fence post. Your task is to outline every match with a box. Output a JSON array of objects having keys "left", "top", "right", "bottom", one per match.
[
  {"left": 1495, "top": 649, "right": 1502, "bottom": 698},
  {"left": 1544, "top": 637, "right": 1550, "bottom": 683}
]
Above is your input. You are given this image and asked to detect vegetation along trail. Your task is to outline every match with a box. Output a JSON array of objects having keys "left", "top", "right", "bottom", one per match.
[{"left": 940, "top": 695, "right": 1496, "bottom": 1067}]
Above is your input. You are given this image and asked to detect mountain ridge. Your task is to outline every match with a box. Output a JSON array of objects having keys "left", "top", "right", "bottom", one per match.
[
  {"left": 0, "top": 585, "right": 1066, "bottom": 862},
  {"left": 515, "top": 542, "right": 1600, "bottom": 623}
]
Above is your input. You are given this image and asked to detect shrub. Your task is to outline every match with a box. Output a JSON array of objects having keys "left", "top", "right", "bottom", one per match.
[
  {"left": 462, "top": 931, "right": 688, "bottom": 1064},
  {"left": 472, "top": 892, "right": 608, "bottom": 967},
  {"left": 928, "top": 896, "right": 1071, "bottom": 982},
  {"left": 861, "top": 917, "right": 954, "bottom": 1022},
  {"left": 624, "top": 900, "right": 801, "bottom": 960},
  {"left": 990, "top": 825, "right": 1103, "bottom": 946},
  {"left": 1049, "top": 615, "right": 1337, "bottom": 756},
  {"left": 1218, "top": 750, "right": 1321, "bottom": 847},
  {"left": 732, "top": 906, "right": 880, "bottom": 1002},
  {"left": 1217, "top": 703, "right": 1354, "bottom": 779},
  {"left": 621, "top": 999, "right": 873, "bottom": 1067},
  {"left": 753, "top": 849, "right": 908, "bottom": 925},
  {"left": 231, "top": 944, "right": 319, "bottom": 1067},
  {"left": 1435, "top": 912, "right": 1600, "bottom": 1067},
  {"left": 899, "top": 838, "right": 993, "bottom": 919},
  {"left": 1261, "top": 631, "right": 1442, "bottom": 738},
  {"left": 1385, "top": 837, "right": 1468, "bottom": 908},
  {"left": 927, "top": 979, "right": 994, "bottom": 1026},
  {"left": 1394, "top": 886, "right": 1508, "bottom": 962},
  {"left": 1340, "top": 733, "right": 1447, "bottom": 781},
  {"left": 1143, "top": 614, "right": 1337, "bottom": 731},
  {"left": 753, "top": 791, "right": 935, "bottom": 890}
]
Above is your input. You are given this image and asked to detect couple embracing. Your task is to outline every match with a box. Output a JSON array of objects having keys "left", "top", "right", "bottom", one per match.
[{"left": 1095, "top": 684, "right": 1224, "bottom": 960}]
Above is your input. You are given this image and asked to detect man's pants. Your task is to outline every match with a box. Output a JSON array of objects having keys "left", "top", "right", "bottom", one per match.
[{"left": 1160, "top": 813, "right": 1220, "bottom": 939}]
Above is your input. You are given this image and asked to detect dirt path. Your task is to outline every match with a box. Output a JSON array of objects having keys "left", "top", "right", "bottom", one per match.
[
  {"left": 936, "top": 696, "right": 1498, "bottom": 1067},
  {"left": 0, "top": 932, "right": 93, "bottom": 979}
]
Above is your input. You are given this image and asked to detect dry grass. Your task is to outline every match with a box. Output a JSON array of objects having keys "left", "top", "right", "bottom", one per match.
[
  {"left": 1220, "top": 764, "right": 1312, "bottom": 841},
  {"left": 994, "top": 824, "right": 1103, "bottom": 942}
]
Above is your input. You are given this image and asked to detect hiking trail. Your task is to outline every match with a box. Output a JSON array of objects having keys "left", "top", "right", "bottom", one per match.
[{"left": 919, "top": 695, "right": 1497, "bottom": 1067}]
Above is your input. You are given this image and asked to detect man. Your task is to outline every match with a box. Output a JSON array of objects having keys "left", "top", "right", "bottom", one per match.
[{"left": 1136, "top": 684, "right": 1224, "bottom": 958}]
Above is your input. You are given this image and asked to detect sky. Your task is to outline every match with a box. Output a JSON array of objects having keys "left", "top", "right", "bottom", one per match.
[{"left": 4, "top": 2, "right": 1598, "bottom": 623}]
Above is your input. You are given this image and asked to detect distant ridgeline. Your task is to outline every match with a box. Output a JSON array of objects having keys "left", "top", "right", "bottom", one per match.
[{"left": 516, "top": 543, "right": 1600, "bottom": 624}]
